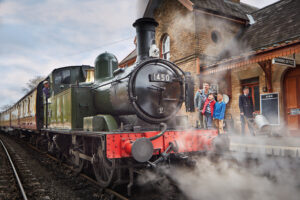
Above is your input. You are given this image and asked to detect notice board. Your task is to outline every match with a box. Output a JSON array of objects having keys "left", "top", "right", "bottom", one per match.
[{"left": 260, "top": 93, "right": 280, "bottom": 125}]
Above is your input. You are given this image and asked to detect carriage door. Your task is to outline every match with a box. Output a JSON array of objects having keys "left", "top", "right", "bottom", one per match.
[{"left": 284, "top": 66, "right": 300, "bottom": 135}]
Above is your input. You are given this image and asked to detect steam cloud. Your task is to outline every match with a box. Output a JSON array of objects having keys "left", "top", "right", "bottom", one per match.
[
  {"left": 135, "top": 3, "right": 299, "bottom": 200},
  {"left": 139, "top": 154, "right": 300, "bottom": 200}
]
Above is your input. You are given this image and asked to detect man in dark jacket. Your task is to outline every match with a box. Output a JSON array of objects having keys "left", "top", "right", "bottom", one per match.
[{"left": 239, "top": 86, "right": 254, "bottom": 135}]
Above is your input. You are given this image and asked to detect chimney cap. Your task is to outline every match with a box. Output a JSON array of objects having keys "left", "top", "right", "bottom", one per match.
[{"left": 133, "top": 17, "right": 158, "bottom": 28}]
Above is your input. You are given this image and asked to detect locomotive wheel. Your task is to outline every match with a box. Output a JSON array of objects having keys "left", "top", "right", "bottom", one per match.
[
  {"left": 70, "top": 137, "right": 86, "bottom": 174},
  {"left": 92, "top": 139, "right": 115, "bottom": 187}
]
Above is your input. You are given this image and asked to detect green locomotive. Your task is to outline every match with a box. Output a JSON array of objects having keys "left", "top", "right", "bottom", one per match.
[{"left": 0, "top": 18, "right": 228, "bottom": 194}]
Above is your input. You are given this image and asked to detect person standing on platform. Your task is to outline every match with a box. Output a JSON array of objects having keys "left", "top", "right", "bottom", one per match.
[
  {"left": 213, "top": 94, "right": 226, "bottom": 134},
  {"left": 239, "top": 86, "right": 255, "bottom": 135},
  {"left": 202, "top": 93, "right": 216, "bottom": 128},
  {"left": 194, "top": 83, "right": 210, "bottom": 129}
]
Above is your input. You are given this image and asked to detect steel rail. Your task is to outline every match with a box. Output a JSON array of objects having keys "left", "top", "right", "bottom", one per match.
[
  {"left": 26, "top": 142, "right": 129, "bottom": 200},
  {"left": 0, "top": 138, "right": 28, "bottom": 200}
]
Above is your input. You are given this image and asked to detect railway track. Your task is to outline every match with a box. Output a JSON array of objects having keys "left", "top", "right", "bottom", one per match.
[
  {"left": 0, "top": 134, "right": 129, "bottom": 200},
  {"left": 0, "top": 138, "right": 27, "bottom": 200},
  {"left": 25, "top": 141, "right": 185, "bottom": 200},
  {"left": 0, "top": 137, "right": 50, "bottom": 200},
  {"left": 1, "top": 133, "right": 211, "bottom": 200},
  {"left": 28, "top": 143, "right": 129, "bottom": 200},
  {"left": 4, "top": 133, "right": 183, "bottom": 200}
]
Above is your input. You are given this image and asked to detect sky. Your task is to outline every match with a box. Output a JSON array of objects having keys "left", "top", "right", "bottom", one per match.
[{"left": 0, "top": 0, "right": 278, "bottom": 109}]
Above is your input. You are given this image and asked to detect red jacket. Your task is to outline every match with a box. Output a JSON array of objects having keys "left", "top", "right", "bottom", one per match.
[{"left": 202, "top": 99, "right": 216, "bottom": 117}]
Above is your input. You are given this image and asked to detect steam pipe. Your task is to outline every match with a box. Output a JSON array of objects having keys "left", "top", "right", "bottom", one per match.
[{"left": 149, "top": 123, "right": 167, "bottom": 141}]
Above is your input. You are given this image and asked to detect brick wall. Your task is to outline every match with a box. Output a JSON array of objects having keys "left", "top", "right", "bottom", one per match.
[
  {"left": 227, "top": 63, "right": 289, "bottom": 134},
  {"left": 154, "top": 0, "right": 197, "bottom": 124},
  {"left": 154, "top": 0, "right": 196, "bottom": 64},
  {"left": 151, "top": 0, "right": 299, "bottom": 132},
  {"left": 153, "top": 0, "right": 247, "bottom": 126},
  {"left": 195, "top": 10, "right": 242, "bottom": 60}
]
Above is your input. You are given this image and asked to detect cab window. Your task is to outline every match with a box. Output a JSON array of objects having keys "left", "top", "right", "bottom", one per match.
[
  {"left": 54, "top": 74, "right": 62, "bottom": 84},
  {"left": 61, "top": 70, "right": 71, "bottom": 84}
]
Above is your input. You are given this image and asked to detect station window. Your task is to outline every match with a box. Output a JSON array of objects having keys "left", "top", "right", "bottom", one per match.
[
  {"left": 211, "top": 31, "right": 221, "bottom": 44},
  {"left": 161, "top": 34, "right": 170, "bottom": 60},
  {"left": 241, "top": 77, "right": 260, "bottom": 112}
]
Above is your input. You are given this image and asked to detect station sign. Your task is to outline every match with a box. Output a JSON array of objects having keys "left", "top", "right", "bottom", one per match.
[{"left": 272, "top": 57, "right": 296, "bottom": 67}]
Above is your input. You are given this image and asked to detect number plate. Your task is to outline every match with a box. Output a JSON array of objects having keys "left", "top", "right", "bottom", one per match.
[{"left": 150, "top": 73, "right": 172, "bottom": 82}]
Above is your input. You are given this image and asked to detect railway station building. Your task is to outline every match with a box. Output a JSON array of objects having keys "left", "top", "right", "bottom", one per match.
[{"left": 119, "top": 0, "right": 300, "bottom": 135}]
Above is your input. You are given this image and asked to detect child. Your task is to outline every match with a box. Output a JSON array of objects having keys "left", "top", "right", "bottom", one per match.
[
  {"left": 213, "top": 94, "right": 226, "bottom": 134},
  {"left": 201, "top": 93, "right": 216, "bottom": 128}
]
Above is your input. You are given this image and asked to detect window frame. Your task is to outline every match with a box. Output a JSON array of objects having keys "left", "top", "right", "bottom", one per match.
[{"left": 161, "top": 34, "right": 170, "bottom": 60}]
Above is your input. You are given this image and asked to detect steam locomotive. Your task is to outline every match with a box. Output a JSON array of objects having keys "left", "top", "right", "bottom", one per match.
[{"left": 0, "top": 18, "right": 229, "bottom": 194}]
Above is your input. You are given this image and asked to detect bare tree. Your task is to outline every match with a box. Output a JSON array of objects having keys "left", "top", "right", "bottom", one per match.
[
  {"left": 0, "top": 104, "right": 13, "bottom": 112},
  {"left": 22, "top": 75, "right": 45, "bottom": 93}
]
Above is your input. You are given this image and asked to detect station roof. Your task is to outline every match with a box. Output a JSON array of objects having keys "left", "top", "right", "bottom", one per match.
[
  {"left": 191, "top": 0, "right": 258, "bottom": 21},
  {"left": 240, "top": 0, "right": 300, "bottom": 52},
  {"left": 206, "top": 0, "right": 300, "bottom": 70},
  {"left": 119, "top": 49, "right": 137, "bottom": 66}
]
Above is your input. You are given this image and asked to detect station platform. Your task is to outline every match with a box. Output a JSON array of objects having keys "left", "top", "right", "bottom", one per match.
[{"left": 229, "top": 135, "right": 300, "bottom": 158}]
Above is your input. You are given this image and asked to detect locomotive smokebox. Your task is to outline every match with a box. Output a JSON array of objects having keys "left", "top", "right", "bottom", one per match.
[
  {"left": 93, "top": 17, "right": 184, "bottom": 124},
  {"left": 133, "top": 18, "right": 158, "bottom": 62}
]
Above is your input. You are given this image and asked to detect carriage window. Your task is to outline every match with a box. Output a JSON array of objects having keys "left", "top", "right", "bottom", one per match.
[
  {"left": 61, "top": 70, "right": 71, "bottom": 84},
  {"left": 28, "top": 98, "right": 30, "bottom": 114},
  {"left": 23, "top": 103, "right": 25, "bottom": 116},
  {"left": 162, "top": 34, "right": 170, "bottom": 60}
]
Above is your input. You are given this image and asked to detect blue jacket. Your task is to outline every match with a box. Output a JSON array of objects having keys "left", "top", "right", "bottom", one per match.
[{"left": 213, "top": 101, "right": 226, "bottom": 120}]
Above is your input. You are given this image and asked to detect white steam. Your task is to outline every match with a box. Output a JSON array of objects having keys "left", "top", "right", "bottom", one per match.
[{"left": 139, "top": 155, "right": 300, "bottom": 200}]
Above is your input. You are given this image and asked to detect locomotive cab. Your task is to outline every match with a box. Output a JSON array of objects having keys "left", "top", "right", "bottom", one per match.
[
  {"left": 49, "top": 65, "right": 93, "bottom": 95},
  {"left": 43, "top": 65, "right": 94, "bottom": 129}
]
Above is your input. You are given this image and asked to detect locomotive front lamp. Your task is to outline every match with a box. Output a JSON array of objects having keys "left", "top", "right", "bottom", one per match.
[{"left": 124, "top": 138, "right": 154, "bottom": 163}]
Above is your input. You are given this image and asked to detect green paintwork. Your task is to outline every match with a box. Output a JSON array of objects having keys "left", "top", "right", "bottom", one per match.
[
  {"left": 71, "top": 86, "right": 96, "bottom": 129},
  {"left": 43, "top": 64, "right": 122, "bottom": 132},
  {"left": 47, "top": 88, "right": 72, "bottom": 129},
  {"left": 83, "top": 115, "right": 118, "bottom": 132},
  {"left": 94, "top": 52, "right": 118, "bottom": 82},
  {"left": 47, "top": 86, "right": 96, "bottom": 130},
  {"left": 94, "top": 87, "right": 114, "bottom": 113}
]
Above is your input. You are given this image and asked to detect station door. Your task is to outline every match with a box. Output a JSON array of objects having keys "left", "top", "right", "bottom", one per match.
[{"left": 284, "top": 66, "right": 300, "bottom": 135}]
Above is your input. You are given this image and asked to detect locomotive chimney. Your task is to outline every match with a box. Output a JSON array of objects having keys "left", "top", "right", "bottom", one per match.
[{"left": 133, "top": 18, "right": 158, "bottom": 63}]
